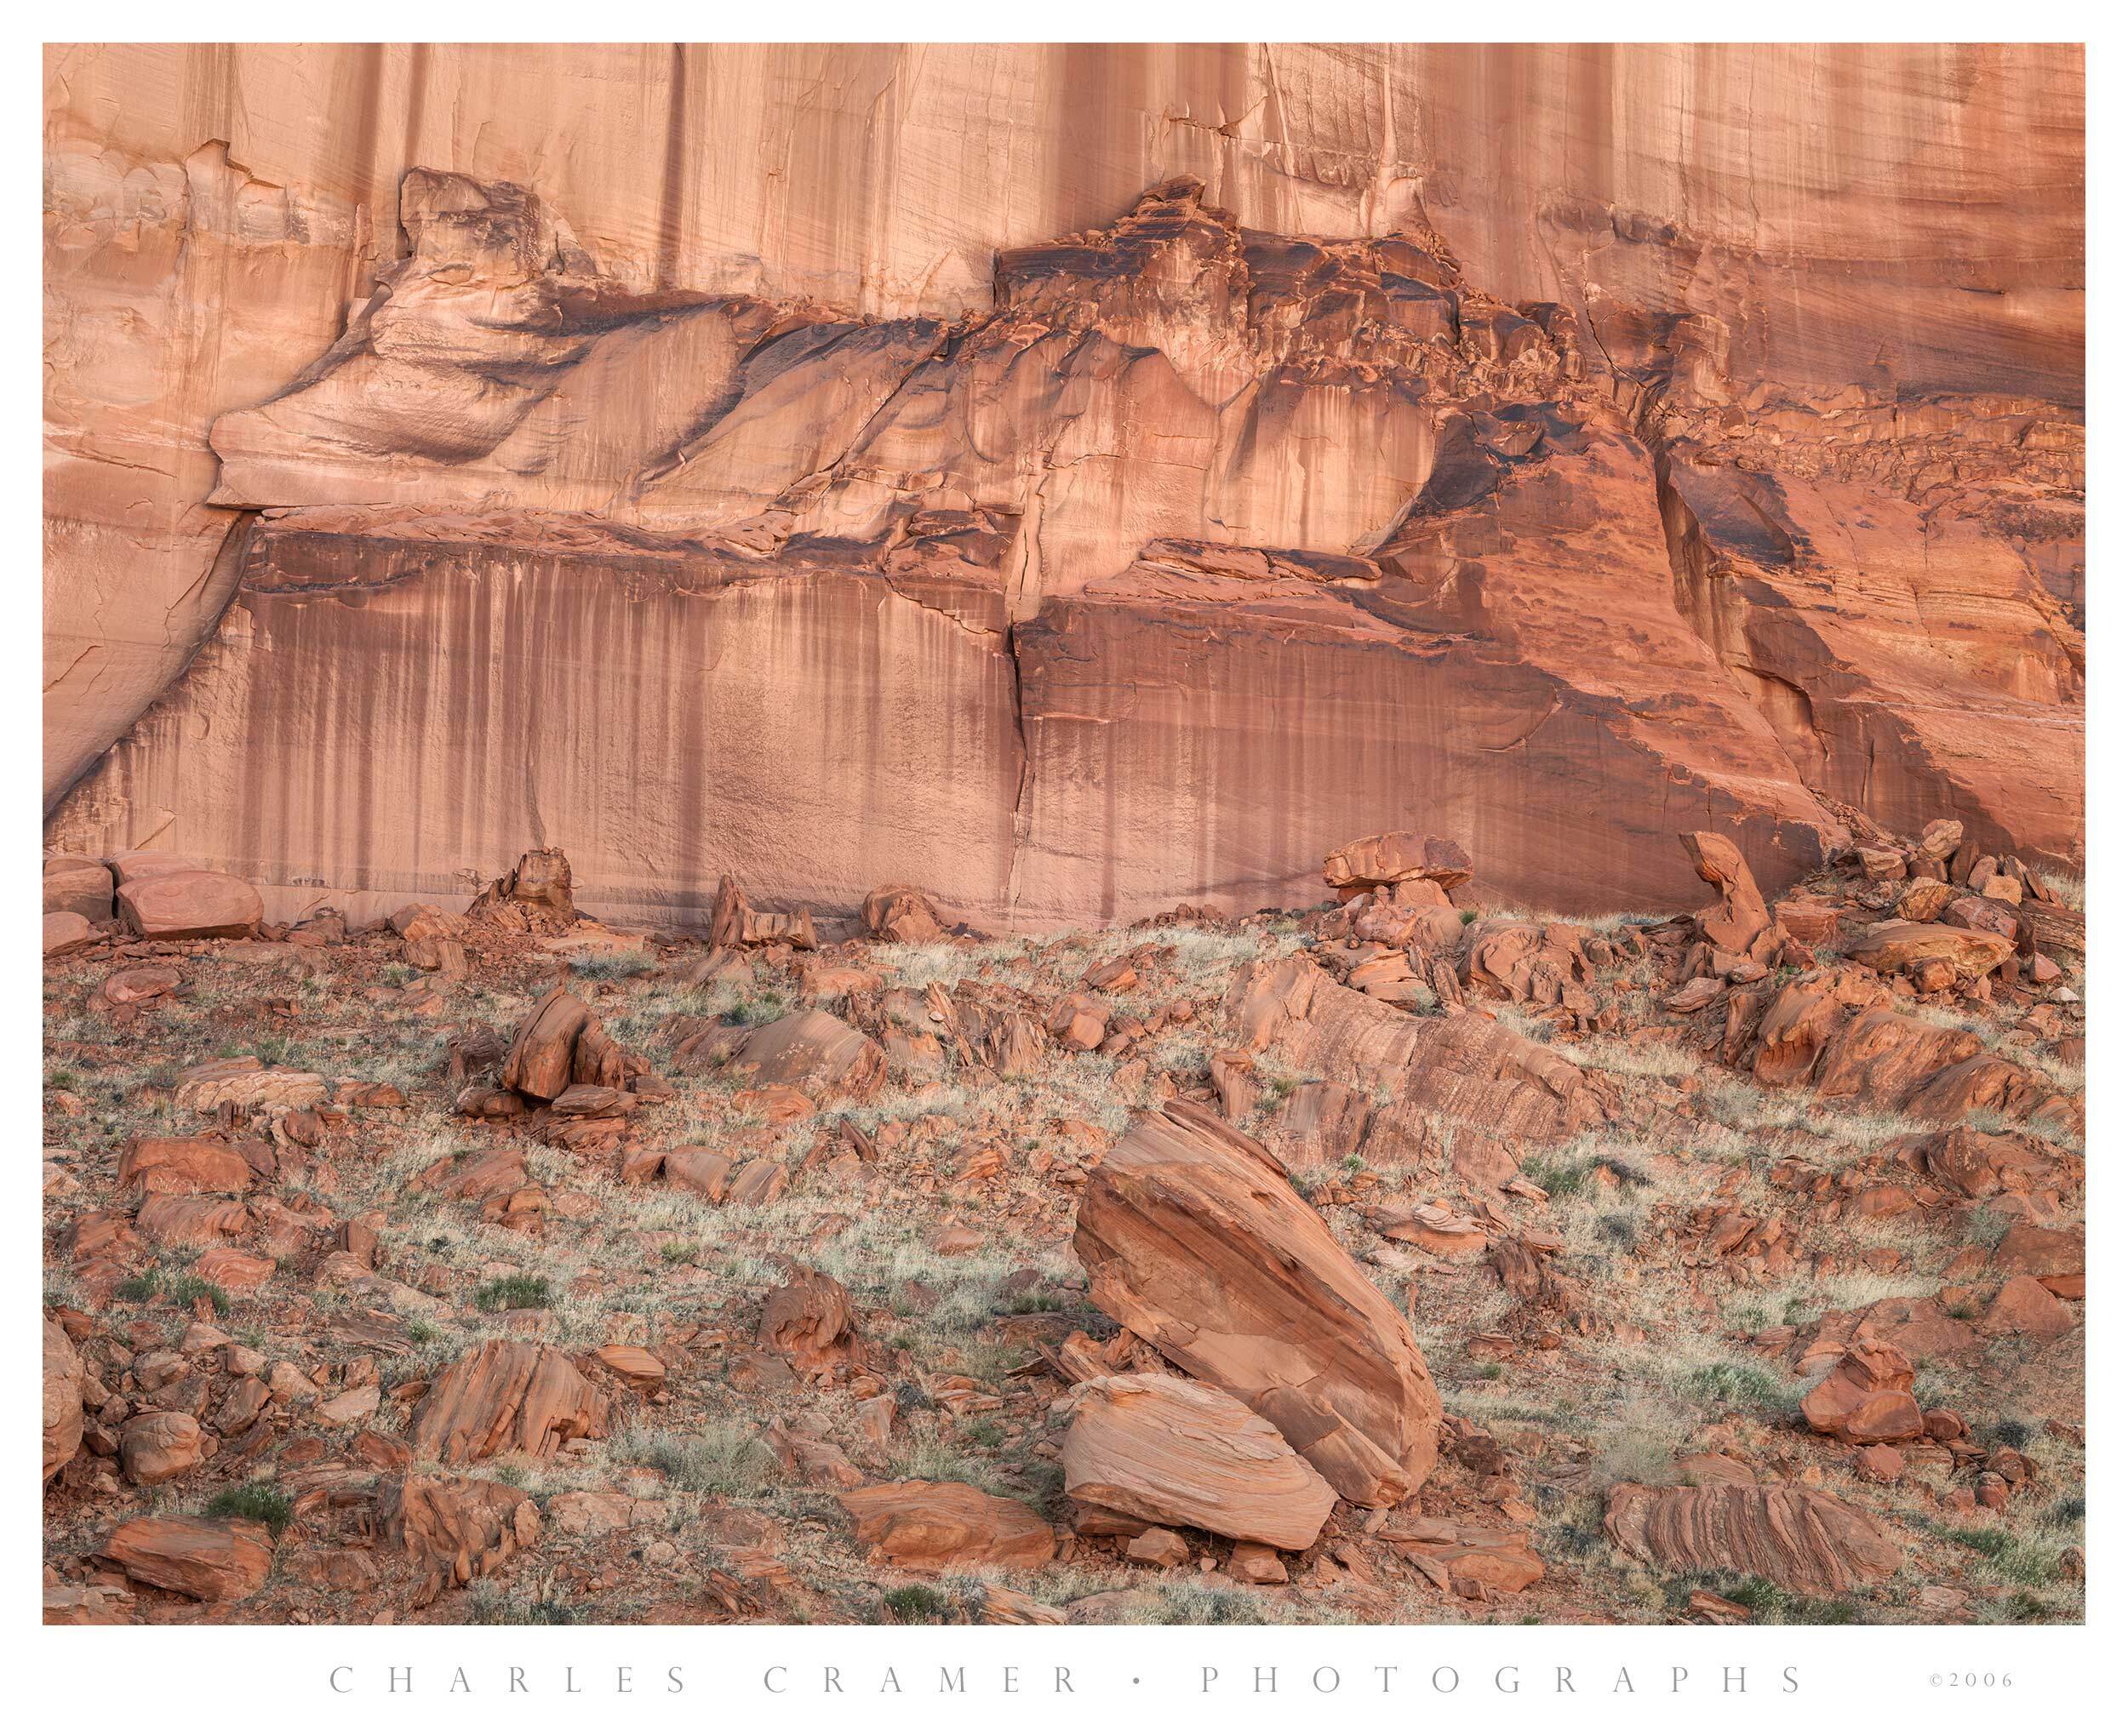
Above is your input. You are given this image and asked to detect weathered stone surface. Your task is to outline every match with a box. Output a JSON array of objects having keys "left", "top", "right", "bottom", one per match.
[
  {"left": 758, "top": 1265, "right": 859, "bottom": 1375},
  {"left": 862, "top": 884, "right": 947, "bottom": 942},
  {"left": 409, "top": 1340, "right": 611, "bottom": 1464},
  {"left": 118, "top": 1411, "right": 204, "bottom": 1485},
  {"left": 1228, "top": 953, "right": 1598, "bottom": 1141},
  {"left": 838, "top": 1481, "right": 1055, "bottom": 1571},
  {"left": 1847, "top": 922, "right": 2015, "bottom": 977},
  {"left": 43, "top": 911, "right": 93, "bottom": 957},
  {"left": 117, "top": 1135, "right": 255, "bottom": 1196},
  {"left": 1063, "top": 1372, "right": 1337, "bottom": 1550},
  {"left": 1801, "top": 1341, "right": 1924, "bottom": 1444},
  {"left": 729, "top": 1010, "right": 886, "bottom": 1101},
  {"left": 102, "top": 1516, "right": 273, "bottom": 1602},
  {"left": 1075, "top": 1099, "right": 1441, "bottom": 1505},
  {"left": 44, "top": 47, "right": 2079, "bottom": 926},
  {"left": 1682, "top": 831, "right": 1774, "bottom": 953},
  {"left": 380, "top": 1475, "right": 539, "bottom": 1587},
  {"left": 1605, "top": 1483, "right": 1901, "bottom": 1597},
  {"left": 1380, "top": 1513, "right": 1546, "bottom": 1595},
  {"left": 501, "top": 986, "right": 593, "bottom": 1103},
  {"left": 116, "top": 870, "right": 261, "bottom": 939},
  {"left": 43, "top": 1318, "right": 83, "bottom": 1482},
  {"left": 1323, "top": 832, "right": 1472, "bottom": 892},
  {"left": 43, "top": 855, "right": 113, "bottom": 921}
]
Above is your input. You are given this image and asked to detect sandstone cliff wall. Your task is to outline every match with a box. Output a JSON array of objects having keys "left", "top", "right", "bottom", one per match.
[{"left": 44, "top": 44, "right": 2083, "bottom": 927}]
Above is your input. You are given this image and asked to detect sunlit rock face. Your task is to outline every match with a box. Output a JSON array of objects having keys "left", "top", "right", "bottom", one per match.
[{"left": 43, "top": 44, "right": 2083, "bottom": 927}]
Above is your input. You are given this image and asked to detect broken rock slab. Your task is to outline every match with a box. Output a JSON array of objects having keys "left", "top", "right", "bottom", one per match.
[{"left": 1061, "top": 1371, "right": 1336, "bottom": 1550}]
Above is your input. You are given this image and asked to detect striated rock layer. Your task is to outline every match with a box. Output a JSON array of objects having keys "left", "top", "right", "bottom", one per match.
[{"left": 45, "top": 46, "right": 2083, "bottom": 926}]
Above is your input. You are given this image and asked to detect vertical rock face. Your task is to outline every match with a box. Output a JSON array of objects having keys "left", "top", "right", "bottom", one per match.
[{"left": 44, "top": 46, "right": 2082, "bottom": 923}]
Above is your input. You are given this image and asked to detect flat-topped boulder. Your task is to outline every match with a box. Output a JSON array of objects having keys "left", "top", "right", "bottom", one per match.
[{"left": 117, "top": 869, "right": 261, "bottom": 939}]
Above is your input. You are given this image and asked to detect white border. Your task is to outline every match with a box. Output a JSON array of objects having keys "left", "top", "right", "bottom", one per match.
[{"left": 12, "top": 9, "right": 2111, "bottom": 1726}]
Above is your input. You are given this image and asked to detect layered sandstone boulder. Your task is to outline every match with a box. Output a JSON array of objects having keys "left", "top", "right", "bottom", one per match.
[
  {"left": 101, "top": 1516, "right": 274, "bottom": 1603},
  {"left": 1605, "top": 1483, "right": 1901, "bottom": 1597},
  {"left": 1800, "top": 1342, "right": 1925, "bottom": 1445},
  {"left": 1074, "top": 1099, "right": 1441, "bottom": 1505},
  {"left": 1062, "top": 1372, "right": 1336, "bottom": 1550},
  {"left": 43, "top": 1319, "right": 83, "bottom": 1483},
  {"left": 43, "top": 854, "right": 112, "bottom": 922},
  {"left": 838, "top": 1481, "right": 1055, "bottom": 1571},
  {"left": 409, "top": 1340, "right": 610, "bottom": 1464},
  {"left": 116, "top": 868, "right": 261, "bottom": 940},
  {"left": 757, "top": 1265, "right": 860, "bottom": 1375},
  {"left": 1227, "top": 952, "right": 1599, "bottom": 1142},
  {"left": 380, "top": 1476, "right": 541, "bottom": 1590},
  {"left": 1323, "top": 832, "right": 1473, "bottom": 894}
]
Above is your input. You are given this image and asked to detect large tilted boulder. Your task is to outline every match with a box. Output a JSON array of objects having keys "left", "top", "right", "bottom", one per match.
[
  {"left": 1680, "top": 830, "right": 1775, "bottom": 954},
  {"left": 409, "top": 1340, "right": 610, "bottom": 1464},
  {"left": 497, "top": 985, "right": 644, "bottom": 1103},
  {"left": 501, "top": 985, "right": 594, "bottom": 1101},
  {"left": 1062, "top": 1372, "right": 1336, "bottom": 1550},
  {"left": 1074, "top": 1099, "right": 1441, "bottom": 1505},
  {"left": 1605, "top": 1483, "right": 1901, "bottom": 1597}
]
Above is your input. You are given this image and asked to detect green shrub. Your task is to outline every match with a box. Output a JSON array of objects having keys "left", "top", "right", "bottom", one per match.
[
  {"left": 570, "top": 951, "right": 656, "bottom": 981},
  {"left": 204, "top": 1482, "right": 295, "bottom": 1535},
  {"left": 883, "top": 1584, "right": 953, "bottom": 1623},
  {"left": 1685, "top": 1361, "right": 1793, "bottom": 1409},
  {"left": 474, "top": 1276, "right": 552, "bottom": 1312}
]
